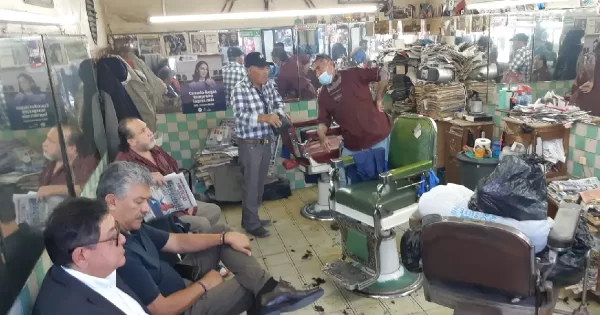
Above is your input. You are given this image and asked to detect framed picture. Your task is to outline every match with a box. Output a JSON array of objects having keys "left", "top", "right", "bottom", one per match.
[
  {"left": 338, "top": 0, "right": 384, "bottom": 3},
  {"left": 23, "top": 0, "right": 54, "bottom": 8}
]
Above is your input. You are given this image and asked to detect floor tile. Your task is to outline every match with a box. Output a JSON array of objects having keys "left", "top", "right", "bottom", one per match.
[{"left": 384, "top": 296, "right": 424, "bottom": 314}]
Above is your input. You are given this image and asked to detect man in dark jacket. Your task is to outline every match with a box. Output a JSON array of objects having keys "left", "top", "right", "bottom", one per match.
[{"left": 33, "top": 198, "right": 148, "bottom": 315}]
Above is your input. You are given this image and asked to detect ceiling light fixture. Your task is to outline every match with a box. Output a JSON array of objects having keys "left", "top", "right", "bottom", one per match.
[
  {"left": 466, "top": 0, "right": 566, "bottom": 10},
  {"left": 0, "top": 9, "right": 77, "bottom": 26},
  {"left": 148, "top": 5, "right": 378, "bottom": 24}
]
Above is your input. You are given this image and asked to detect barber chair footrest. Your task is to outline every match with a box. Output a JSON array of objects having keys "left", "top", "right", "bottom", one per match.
[
  {"left": 301, "top": 202, "right": 333, "bottom": 221},
  {"left": 322, "top": 260, "right": 378, "bottom": 291},
  {"left": 354, "top": 270, "right": 423, "bottom": 299}
]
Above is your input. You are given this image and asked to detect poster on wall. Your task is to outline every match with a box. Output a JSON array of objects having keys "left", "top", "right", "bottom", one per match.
[
  {"left": 204, "top": 33, "right": 220, "bottom": 53},
  {"left": 23, "top": 0, "right": 54, "bottom": 8},
  {"left": 138, "top": 35, "right": 161, "bottom": 54},
  {"left": 162, "top": 33, "right": 188, "bottom": 56},
  {"left": 26, "top": 40, "right": 46, "bottom": 68},
  {"left": 189, "top": 32, "right": 207, "bottom": 53},
  {"left": 218, "top": 32, "right": 239, "bottom": 47},
  {"left": 177, "top": 55, "right": 226, "bottom": 113},
  {"left": 110, "top": 35, "right": 139, "bottom": 52}
]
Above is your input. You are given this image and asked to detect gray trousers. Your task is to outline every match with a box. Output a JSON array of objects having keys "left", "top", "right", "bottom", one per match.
[
  {"left": 179, "top": 201, "right": 222, "bottom": 233},
  {"left": 238, "top": 141, "right": 271, "bottom": 231},
  {"left": 182, "top": 225, "right": 271, "bottom": 315}
]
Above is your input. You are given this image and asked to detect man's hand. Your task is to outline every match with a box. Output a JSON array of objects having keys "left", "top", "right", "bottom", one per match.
[
  {"left": 198, "top": 270, "right": 223, "bottom": 291},
  {"left": 224, "top": 232, "right": 252, "bottom": 256},
  {"left": 258, "top": 113, "right": 282, "bottom": 128},
  {"left": 186, "top": 207, "right": 196, "bottom": 215},
  {"left": 152, "top": 172, "right": 167, "bottom": 185},
  {"left": 376, "top": 99, "right": 384, "bottom": 112},
  {"left": 580, "top": 81, "right": 594, "bottom": 93},
  {"left": 37, "top": 186, "right": 55, "bottom": 200},
  {"left": 320, "top": 137, "right": 333, "bottom": 152}
]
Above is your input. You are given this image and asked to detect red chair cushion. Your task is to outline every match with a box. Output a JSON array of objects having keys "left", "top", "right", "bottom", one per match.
[{"left": 303, "top": 136, "right": 342, "bottom": 164}]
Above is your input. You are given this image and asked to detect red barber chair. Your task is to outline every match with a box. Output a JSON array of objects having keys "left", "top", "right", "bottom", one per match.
[{"left": 280, "top": 117, "right": 342, "bottom": 221}]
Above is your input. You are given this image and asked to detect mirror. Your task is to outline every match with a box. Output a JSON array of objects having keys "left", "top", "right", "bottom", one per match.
[{"left": 489, "top": 14, "right": 535, "bottom": 83}]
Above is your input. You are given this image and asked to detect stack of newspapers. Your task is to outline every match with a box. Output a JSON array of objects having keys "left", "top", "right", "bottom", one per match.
[
  {"left": 12, "top": 193, "right": 64, "bottom": 227},
  {"left": 145, "top": 173, "right": 197, "bottom": 222}
]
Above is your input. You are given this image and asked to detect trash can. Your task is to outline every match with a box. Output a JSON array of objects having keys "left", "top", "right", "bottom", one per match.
[{"left": 456, "top": 152, "right": 499, "bottom": 191}]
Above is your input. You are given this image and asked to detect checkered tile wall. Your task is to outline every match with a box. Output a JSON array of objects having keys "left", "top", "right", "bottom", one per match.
[
  {"left": 156, "top": 100, "right": 318, "bottom": 190},
  {"left": 569, "top": 122, "right": 600, "bottom": 179}
]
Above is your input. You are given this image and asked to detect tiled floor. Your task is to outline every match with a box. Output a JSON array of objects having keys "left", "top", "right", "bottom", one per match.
[{"left": 218, "top": 187, "right": 600, "bottom": 315}]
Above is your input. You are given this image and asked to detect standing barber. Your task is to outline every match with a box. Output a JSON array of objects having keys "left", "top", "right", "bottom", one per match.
[
  {"left": 312, "top": 54, "right": 391, "bottom": 159},
  {"left": 231, "top": 52, "right": 285, "bottom": 238}
]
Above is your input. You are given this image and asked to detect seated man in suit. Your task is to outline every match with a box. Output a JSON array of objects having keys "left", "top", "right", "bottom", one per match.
[
  {"left": 97, "top": 161, "right": 323, "bottom": 315},
  {"left": 33, "top": 197, "right": 147, "bottom": 315},
  {"left": 115, "top": 117, "right": 220, "bottom": 233}
]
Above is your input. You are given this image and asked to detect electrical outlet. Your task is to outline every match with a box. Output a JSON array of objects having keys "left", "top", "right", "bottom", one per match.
[{"left": 579, "top": 156, "right": 587, "bottom": 165}]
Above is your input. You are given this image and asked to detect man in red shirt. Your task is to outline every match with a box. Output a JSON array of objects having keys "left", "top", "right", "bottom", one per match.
[
  {"left": 312, "top": 54, "right": 391, "bottom": 161},
  {"left": 271, "top": 48, "right": 316, "bottom": 100},
  {"left": 115, "top": 118, "right": 221, "bottom": 233}
]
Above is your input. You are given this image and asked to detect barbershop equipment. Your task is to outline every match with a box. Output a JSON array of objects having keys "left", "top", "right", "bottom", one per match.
[
  {"left": 417, "top": 66, "right": 454, "bottom": 83},
  {"left": 322, "top": 114, "right": 437, "bottom": 297},
  {"left": 280, "top": 118, "right": 343, "bottom": 221},
  {"left": 468, "top": 63, "right": 499, "bottom": 81},
  {"left": 410, "top": 201, "right": 589, "bottom": 315}
]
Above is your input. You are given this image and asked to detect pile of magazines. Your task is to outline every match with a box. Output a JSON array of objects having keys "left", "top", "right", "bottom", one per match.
[
  {"left": 415, "top": 82, "right": 466, "bottom": 119},
  {"left": 548, "top": 177, "right": 600, "bottom": 204},
  {"left": 510, "top": 105, "right": 592, "bottom": 125}
]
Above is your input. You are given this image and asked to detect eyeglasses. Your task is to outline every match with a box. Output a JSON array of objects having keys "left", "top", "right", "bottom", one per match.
[{"left": 68, "top": 221, "right": 121, "bottom": 253}]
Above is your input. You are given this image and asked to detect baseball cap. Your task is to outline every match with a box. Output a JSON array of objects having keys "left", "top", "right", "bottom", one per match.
[
  {"left": 510, "top": 33, "right": 529, "bottom": 43},
  {"left": 244, "top": 52, "right": 274, "bottom": 68},
  {"left": 227, "top": 47, "right": 244, "bottom": 59}
]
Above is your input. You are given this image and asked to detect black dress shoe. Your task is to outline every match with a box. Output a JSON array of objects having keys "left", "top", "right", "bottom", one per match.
[
  {"left": 260, "top": 219, "right": 272, "bottom": 227},
  {"left": 246, "top": 226, "right": 271, "bottom": 238},
  {"left": 259, "top": 279, "right": 324, "bottom": 315}
]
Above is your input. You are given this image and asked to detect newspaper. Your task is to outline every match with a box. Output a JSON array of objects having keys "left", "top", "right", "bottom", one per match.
[
  {"left": 145, "top": 173, "right": 197, "bottom": 222},
  {"left": 13, "top": 192, "right": 49, "bottom": 227},
  {"left": 549, "top": 177, "right": 600, "bottom": 193}
]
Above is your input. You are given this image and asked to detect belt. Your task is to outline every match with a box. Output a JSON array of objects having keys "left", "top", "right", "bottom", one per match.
[{"left": 238, "top": 138, "right": 273, "bottom": 144}]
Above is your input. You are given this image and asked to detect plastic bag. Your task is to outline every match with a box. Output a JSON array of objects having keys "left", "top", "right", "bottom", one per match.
[
  {"left": 469, "top": 155, "right": 547, "bottom": 221},
  {"left": 400, "top": 229, "right": 422, "bottom": 273},
  {"left": 547, "top": 221, "right": 594, "bottom": 287},
  {"left": 419, "top": 184, "right": 474, "bottom": 217}
]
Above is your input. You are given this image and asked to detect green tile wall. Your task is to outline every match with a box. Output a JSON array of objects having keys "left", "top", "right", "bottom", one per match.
[
  {"left": 156, "top": 100, "right": 318, "bottom": 190},
  {"left": 569, "top": 122, "right": 600, "bottom": 179}
]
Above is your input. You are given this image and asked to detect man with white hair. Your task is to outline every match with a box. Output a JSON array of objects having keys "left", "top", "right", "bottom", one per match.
[{"left": 97, "top": 161, "right": 323, "bottom": 315}]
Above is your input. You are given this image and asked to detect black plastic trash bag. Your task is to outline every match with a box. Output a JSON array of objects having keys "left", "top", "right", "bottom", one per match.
[
  {"left": 400, "top": 229, "right": 422, "bottom": 273},
  {"left": 547, "top": 221, "right": 594, "bottom": 287},
  {"left": 469, "top": 155, "right": 547, "bottom": 221}
]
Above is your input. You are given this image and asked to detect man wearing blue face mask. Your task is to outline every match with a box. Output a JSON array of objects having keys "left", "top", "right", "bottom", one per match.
[{"left": 312, "top": 54, "right": 391, "bottom": 160}]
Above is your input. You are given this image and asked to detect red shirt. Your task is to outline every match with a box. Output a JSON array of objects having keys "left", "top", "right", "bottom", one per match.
[
  {"left": 39, "top": 155, "right": 99, "bottom": 186},
  {"left": 276, "top": 55, "right": 316, "bottom": 99},
  {"left": 115, "top": 147, "right": 179, "bottom": 175},
  {"left": 317, "top": 67, "right": 391, "bottom": 151}
]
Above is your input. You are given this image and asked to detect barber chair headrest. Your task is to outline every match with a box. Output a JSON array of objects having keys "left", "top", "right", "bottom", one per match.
[{"left": 421, "top": 215, "right": 535, "bottom": 297}]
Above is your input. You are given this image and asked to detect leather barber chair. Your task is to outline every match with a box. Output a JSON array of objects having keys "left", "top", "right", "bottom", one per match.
[
  {"left": 323, "top": 114, "right": 437, "bottom": 298},
  {"left": 280, "top": 117, "right": 342, "bottom": 221},
  {"left": 416, "top": 202, "right": 586, "bottom": 315}
]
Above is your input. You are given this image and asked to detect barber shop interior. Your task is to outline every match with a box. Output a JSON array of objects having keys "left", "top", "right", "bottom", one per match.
[{"left": 7, "top": 0, "right": 600, "bottom": 314}]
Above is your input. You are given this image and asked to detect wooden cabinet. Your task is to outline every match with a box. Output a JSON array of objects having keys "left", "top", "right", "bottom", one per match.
[{"left": 439, "top": 120, "right": 494, "bottom": 185}]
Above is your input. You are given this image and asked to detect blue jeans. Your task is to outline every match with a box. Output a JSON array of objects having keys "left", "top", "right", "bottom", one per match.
[{"left": 339, "top": 136, "right": 390, "bottom": 186}]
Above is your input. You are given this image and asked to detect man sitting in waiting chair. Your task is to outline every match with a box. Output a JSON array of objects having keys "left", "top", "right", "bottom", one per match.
[{"left": 312, "top": 54, "right": 391, "bottom": 162}]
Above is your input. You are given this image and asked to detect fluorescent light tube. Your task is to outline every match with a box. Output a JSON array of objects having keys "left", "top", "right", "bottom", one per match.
[
  {"left": 0, "top": 9, "right": 77, "bottom": 26},
  {"left": 467, "top": 0, "right": 564, "bottom": 10},
  {"left": 149, "top": 5, "right": 378, "bottom": 24}
]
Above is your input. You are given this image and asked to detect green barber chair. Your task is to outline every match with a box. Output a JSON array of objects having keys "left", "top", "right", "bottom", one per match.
[{"left": 322, "top": 114, "right": 437, "bottom": 298}]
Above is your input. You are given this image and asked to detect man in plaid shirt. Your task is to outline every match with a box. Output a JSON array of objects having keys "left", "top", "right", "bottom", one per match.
[
  {"left": 223, "top": 47, "right": 247, "bottom": 107},
  {"left": 231, "top": 52, "right": 285, "bottom": 238},
  {"left": 509, "top": 33, "right": 532, "bottom": 82}
]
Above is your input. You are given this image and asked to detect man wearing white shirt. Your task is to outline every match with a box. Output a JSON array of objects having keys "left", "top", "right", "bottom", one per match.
[{"left": 33, "top": 198, "right": 148, "bottom": 315}]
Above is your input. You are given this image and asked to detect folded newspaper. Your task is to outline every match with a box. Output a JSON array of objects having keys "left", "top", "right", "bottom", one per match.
[
  {"left": 13, "top": 193, "right": 64, "bottom": 227},
  {"left": 145, "top": 173, "right": 197, "bottom": 222}
]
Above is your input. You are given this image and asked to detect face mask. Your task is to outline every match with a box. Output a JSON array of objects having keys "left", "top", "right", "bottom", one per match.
[{"left": 318, "top": 67, "right": 333, "bottom": 85}]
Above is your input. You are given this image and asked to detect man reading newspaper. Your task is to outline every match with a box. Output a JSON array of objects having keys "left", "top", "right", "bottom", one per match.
[{"left": 115, "top": 118, "right": 221, "bottom": 233}]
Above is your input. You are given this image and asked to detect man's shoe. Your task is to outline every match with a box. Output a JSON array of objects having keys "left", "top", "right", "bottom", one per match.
[
  {"left": 260, "top": 219, "right": 272, "bottom": 227},
  {"left": 246, "top": 226, "right": 271, "bottom": 238},
  {"left": 260, "top": 279, "right": 324, "bottom": 315}
]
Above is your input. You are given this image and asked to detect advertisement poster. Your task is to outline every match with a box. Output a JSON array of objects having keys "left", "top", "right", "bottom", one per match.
[
  {"left": 138, "top": 34, "right": 161, "bottom": 54},
  {"left": 163, "top": 33, "right": 188, "bottom": 56},
  {"left": 178, "top": 55, "right": 226, "bottom": 113},
  {"left": 189, "top": 32, "right": 207, "bottom": 53},
  {"left": 204, "top": 33, "right": 220, "bottom": 53},
  {"left": 2, "top": 70, "right": 54, "bottom": 130},
  {"left": 219, "top": 32, "right": 239, "bottom": 47}
]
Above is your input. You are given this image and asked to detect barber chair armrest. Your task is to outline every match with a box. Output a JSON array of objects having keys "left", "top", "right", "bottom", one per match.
[
  {"left": 304, "top": 126, "right": 342, "bottom": 141},
  {"left": 293, "top": 118, "right": 319, "bottom": 128},
  {"left": 331, "top": 156, "right": 355, "bottom": 169},
  {"left": 547, "top": 202, "right": 582, "bottom": 251},
  {"left": 384, "top": 160, "right": 433, "bottom": 181}
]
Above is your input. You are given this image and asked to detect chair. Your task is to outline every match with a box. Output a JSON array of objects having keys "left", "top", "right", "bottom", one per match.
[
  {"left": 322, "top": 114, "right": 437, "bottom": 298},
  {"left": 280, "top": 117, "right": 343, "bottom": 221},
  {"left": 417, "top": 201, "right": 585, "bottom": 315}
]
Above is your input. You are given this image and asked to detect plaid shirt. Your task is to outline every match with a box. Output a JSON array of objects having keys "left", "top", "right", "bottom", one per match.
[
  {"left": 509, "top": 46, "right": 532, "bottom": 82},
  {"left": 231, "top": 77, "right": 285, "bottom": 139},
  {"left": 223, "top": 62, "right": 247, "bottom": 107}
]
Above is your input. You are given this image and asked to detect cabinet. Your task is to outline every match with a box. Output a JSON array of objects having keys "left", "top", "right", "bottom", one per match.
[{"left": 441, "top": 120, "right": 494, "bottom": 185}]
